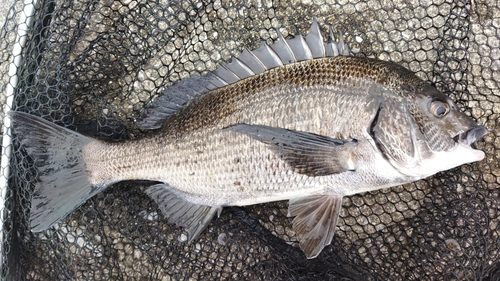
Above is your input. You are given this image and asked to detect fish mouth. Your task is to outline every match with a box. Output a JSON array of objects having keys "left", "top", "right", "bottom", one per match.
[{"left": 452, "top": 126, "right": 488, "bottom": 146}]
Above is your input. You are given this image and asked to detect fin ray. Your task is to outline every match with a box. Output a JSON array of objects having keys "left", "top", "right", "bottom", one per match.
[
  {"left": 287, "top": 34, "right": 313, "bottom": 62},
  {"left": 214, "top": 64, "right": 240, "bottom": 84},
  {"left": 325, "top": 26, "right": 340, "bottom": 56}
]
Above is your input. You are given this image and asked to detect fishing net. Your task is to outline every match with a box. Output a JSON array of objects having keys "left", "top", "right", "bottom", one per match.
[{"left": 1, "top": 0, "right": 499, "bottom": 280}]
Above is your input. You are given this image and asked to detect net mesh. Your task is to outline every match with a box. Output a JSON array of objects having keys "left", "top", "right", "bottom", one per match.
[{"left": 1, "top": 0, "right": 499, "bottom": 280}]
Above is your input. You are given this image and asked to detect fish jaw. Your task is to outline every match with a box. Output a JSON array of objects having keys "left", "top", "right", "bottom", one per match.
[{"left": 453, "top": 126, "right": 488, "bottom": 147}]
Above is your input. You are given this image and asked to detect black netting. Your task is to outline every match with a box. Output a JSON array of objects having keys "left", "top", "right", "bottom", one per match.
[{"left": 1, "top": 0, "right": 499, "bottom": 280}]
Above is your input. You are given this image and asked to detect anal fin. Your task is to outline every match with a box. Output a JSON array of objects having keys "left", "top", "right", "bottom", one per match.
[
  {"left": 288, "top": 194, "right": 343, "bottom": 259},
  {"left": 145, "top": 184, "right": 222, "bottom": 242}
]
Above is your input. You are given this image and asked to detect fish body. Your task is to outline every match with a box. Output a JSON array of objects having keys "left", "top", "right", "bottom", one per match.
[{"left": 10, "top": 19, "right": 486, "bottom": 259}]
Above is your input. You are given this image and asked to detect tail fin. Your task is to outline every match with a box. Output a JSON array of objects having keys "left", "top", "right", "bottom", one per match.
[{"left": 9, "top": 111, "right": 104, "bottom": 232}]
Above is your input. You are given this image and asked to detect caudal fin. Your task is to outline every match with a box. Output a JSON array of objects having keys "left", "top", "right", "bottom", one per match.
[{"left": 9, "top": 111, "right": 104, "bottom": 232}]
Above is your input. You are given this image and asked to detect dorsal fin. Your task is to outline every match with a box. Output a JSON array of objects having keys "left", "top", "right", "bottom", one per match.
[
  {"left": 135, "top": 75, "right": 217, "bottom": 130},
  {"left": 136, "top": 17, "right": 351, "bottom": 130}
]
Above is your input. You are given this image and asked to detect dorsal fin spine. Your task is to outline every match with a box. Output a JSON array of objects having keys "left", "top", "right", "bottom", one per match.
[
  {"left": 286, "top": 35, "right": 313, "bottom": 61},
  {"left": 210, "top": 74, "right": 229, "bottom": 88},
  {"left": 225, "top": 58, "right": 255, "bottom": 79},
  {"left": 236, "top": 47, "right": 267, "bottom": 74},
  {"left": 305, "top": 17, "right": 326, "bottom": 58},
  {"left": 270, "top": 30, "right": 297, "bottom": 64},
  {"left": 213, "top": 64, "right": 239, "bottom": 84},
  {"left": 252, "top": 41, "right": 283, "bottom": 69}
]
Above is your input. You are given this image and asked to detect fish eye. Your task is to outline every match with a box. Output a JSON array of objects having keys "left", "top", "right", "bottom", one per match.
[{"left": 430, "top": 100, "right": 450, "bottom": 117}]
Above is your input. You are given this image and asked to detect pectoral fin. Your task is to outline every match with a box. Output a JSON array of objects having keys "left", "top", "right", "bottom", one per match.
[
  {"left": 225, "top": 124, "right": 357, "bottom": 176},
  {"left": 145, "top": 184, "right": 222, "bottom": 242},
  {"left": 288, "top": 194, "right": 343, "bottom": 259}
]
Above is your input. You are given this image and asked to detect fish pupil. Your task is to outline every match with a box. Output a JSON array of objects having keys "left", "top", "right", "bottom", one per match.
[{"left": 436, "top": 106, "right": 447, "bottom": 116}]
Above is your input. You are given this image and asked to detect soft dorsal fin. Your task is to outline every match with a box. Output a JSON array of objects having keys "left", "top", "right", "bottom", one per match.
[
  {"left": 136, "top": 17, "right": 351, "bottom": 130},
  {"left": 136, "top": 74, "right": 219, "bottom": 130}
]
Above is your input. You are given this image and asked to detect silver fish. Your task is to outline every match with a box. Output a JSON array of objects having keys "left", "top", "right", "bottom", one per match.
[{"left": 9, "top": 18, "right": 486, "bottom": 259}]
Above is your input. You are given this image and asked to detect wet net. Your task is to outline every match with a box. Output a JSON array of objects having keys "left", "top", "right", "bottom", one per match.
[{"left": 1, "top": 0, "right": 499, "bottom": 280}]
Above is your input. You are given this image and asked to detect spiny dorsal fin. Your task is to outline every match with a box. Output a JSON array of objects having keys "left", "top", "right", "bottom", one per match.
[{"left": 136, "top": 17, "right": 351, "bottom": 130}]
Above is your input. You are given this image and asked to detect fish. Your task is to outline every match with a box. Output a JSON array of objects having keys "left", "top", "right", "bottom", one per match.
[{"left": 9, "top": 18, "right": 487, "bottom": 259}]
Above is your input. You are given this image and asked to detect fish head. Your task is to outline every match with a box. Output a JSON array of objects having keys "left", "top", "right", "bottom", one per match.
[
  {"left": 371, "top": 83, "right": 487, "bottom": 179},
  {"left": 409, "top": 84, "right": 486, "bottom": 174}
]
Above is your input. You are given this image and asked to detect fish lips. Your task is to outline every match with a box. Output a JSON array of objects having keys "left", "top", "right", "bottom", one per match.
[{"left": 452, "top": 126, "right": 488, "bottom": 146}]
